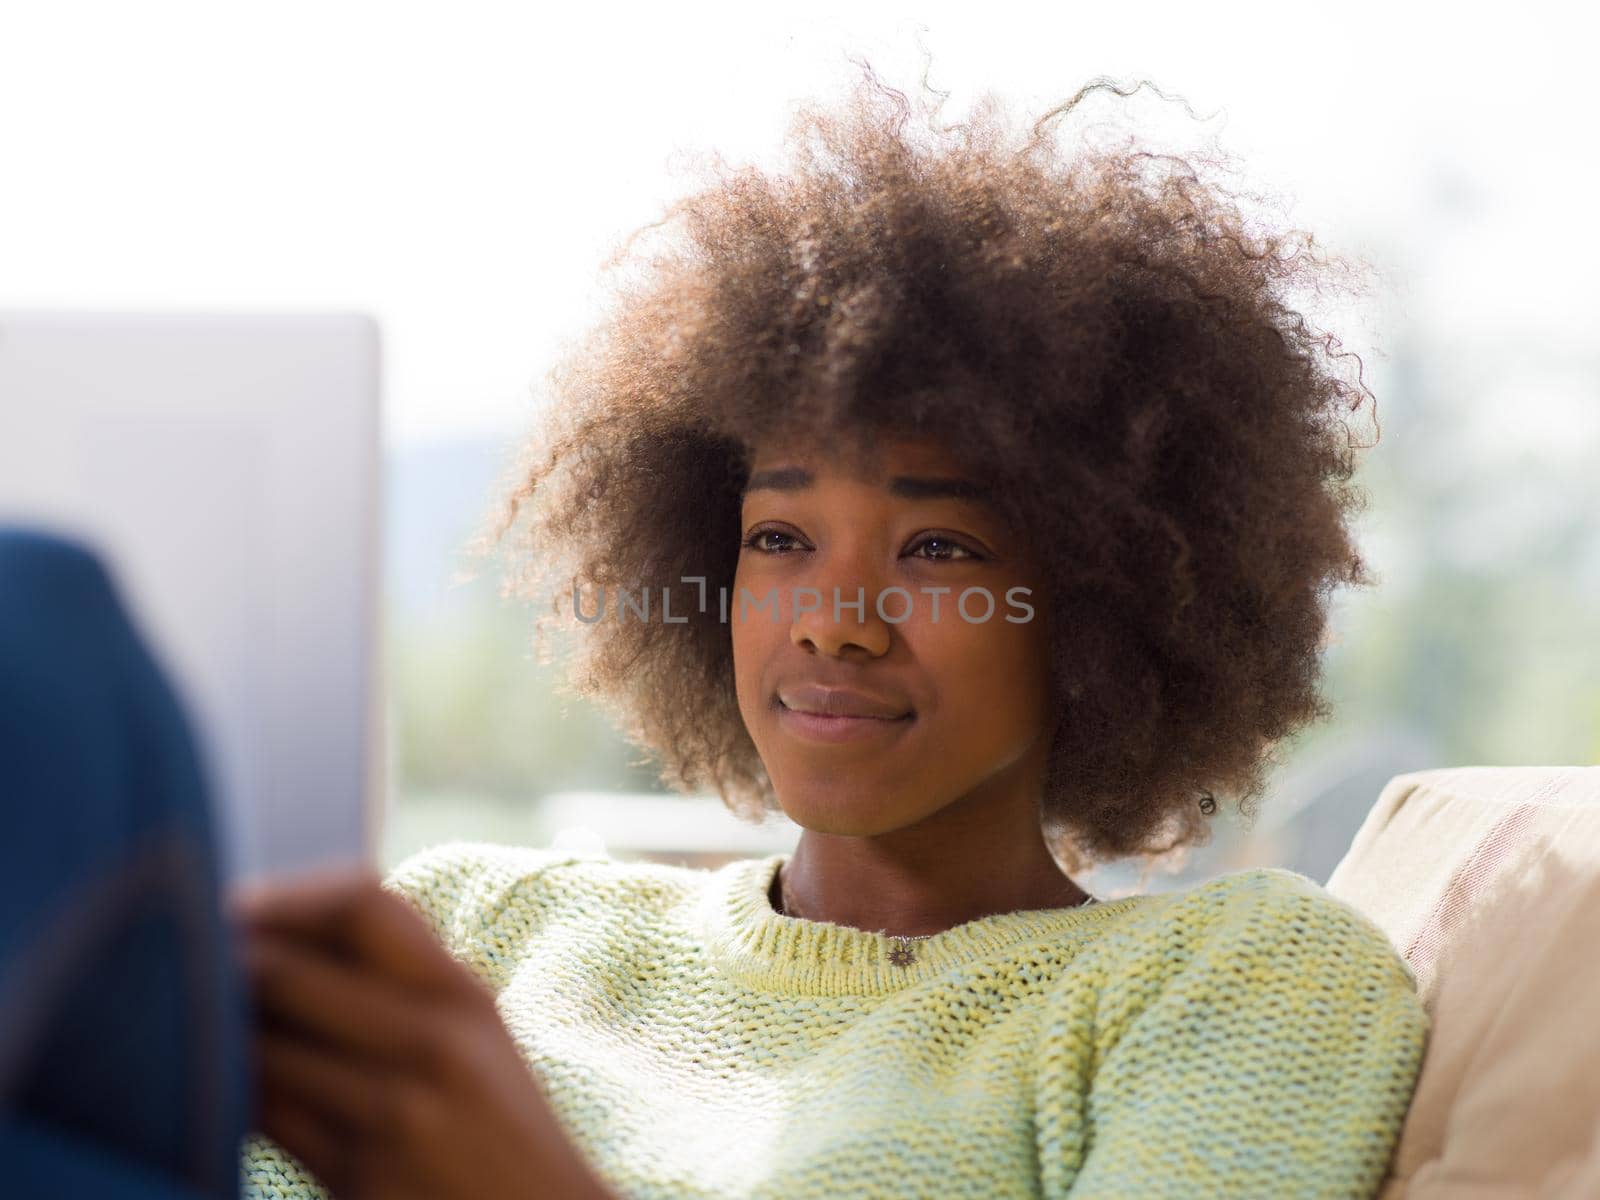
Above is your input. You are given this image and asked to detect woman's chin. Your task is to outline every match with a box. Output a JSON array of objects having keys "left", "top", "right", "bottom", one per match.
[{"left": 772, "top": 787, "right": 927, "bottom": 838}]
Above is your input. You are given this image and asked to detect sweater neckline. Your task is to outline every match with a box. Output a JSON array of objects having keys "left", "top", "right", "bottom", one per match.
[{"left": 698, "top": 853, "right": 1146, "bottom": 996}]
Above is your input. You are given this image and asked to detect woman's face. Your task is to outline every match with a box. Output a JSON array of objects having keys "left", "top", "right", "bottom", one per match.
[{"left": 731, "top": 434, "right": 1055, "bottom": 837}]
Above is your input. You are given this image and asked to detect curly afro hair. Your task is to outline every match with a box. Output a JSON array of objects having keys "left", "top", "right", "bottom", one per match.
[{"left": 467, "top": 65, "right": 1382, "bottom": 876}]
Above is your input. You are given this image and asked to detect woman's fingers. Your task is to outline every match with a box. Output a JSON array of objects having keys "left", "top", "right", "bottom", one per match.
[
  {"left": 229, "top": 862, "right": 382, "bottom": 934},
  {"left": 257, "top": 1044, "right": 363, "bottom": 1193},
  {"left": 257, "top": 1076, "right": 379, "bottom": 1200},
  {"left": 245, "top": 931, "right": 468, "bottom": 1069},
  {"left": 230, "top": 867, "right": 481, "bottom": 1003},
  {"left": 256, "top": 1024, "right": 386, "bottom": 1137}
]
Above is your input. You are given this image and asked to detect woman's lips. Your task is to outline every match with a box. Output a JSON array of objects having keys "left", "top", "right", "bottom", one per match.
[{"left": 775, "top": 697, "right": 916, "bottom": 743}]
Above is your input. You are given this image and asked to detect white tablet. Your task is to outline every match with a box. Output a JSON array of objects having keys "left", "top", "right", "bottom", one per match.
[{"left": 0, "top": 310, "right": 384, "bottom": 884}]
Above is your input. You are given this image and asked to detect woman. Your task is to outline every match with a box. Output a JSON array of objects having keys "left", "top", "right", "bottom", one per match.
[{"left": 239, "top": 68, "right": 1427, "bottom": 1199}]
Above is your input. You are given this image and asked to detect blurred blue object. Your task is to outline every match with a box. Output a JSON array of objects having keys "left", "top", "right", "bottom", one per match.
[{"left": 0, "top": 526, "right": 251, "bottom": 1197}]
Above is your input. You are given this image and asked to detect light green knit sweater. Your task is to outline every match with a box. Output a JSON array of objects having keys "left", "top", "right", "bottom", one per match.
[{"left": 241, "top": 840, "right": 1428, "bottom": 1199}]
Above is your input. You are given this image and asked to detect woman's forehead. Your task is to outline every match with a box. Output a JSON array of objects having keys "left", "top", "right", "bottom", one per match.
[
  {"left": 741, "top": 432, "right": 1004, "bottom": 524},
  {"left": 745, "top": 432, "right": 970, "bottom": 480}
]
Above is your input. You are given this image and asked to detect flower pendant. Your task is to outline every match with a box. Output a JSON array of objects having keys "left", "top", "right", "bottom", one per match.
[{"left": 888, "top": 941, "right": 918, "bottom": 967}]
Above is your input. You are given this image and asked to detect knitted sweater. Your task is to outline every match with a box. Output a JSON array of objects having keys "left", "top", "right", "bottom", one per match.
[{"left": 241, "top": 840, "right": 1429, "bottom": 1199}]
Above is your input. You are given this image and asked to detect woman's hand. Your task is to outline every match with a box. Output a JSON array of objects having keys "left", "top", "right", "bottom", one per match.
[{"left": 227, "top": 864, "right": 614, "bottom": 1200}]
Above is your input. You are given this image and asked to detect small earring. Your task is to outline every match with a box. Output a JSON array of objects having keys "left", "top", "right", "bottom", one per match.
[{"left": 1198, "top": 792, "right": 1217, "bottom": 815}]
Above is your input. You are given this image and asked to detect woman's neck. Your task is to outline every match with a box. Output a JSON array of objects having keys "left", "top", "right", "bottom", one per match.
[{"left": 768, "top": 830, "right": 1091, "bottom": 937}]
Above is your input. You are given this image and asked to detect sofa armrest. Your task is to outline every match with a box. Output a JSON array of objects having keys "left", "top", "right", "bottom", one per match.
[{"left": 1326, "top": 765, "right": 1600, "bottom": 1199}]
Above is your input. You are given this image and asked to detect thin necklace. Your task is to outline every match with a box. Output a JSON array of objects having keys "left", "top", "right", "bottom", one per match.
[{"left": 773, "top": 867, "right": 1097, "bottom": 967}]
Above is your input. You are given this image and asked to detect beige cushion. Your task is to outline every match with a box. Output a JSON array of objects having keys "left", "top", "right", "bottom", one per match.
[{"left": 1325, "top": 766, "right": 1600, "bottom": 1199}]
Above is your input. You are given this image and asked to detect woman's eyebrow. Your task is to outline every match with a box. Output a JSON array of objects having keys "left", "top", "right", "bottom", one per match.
[{"left": 743, "top": 467, "right": 994, "bottom": 505}]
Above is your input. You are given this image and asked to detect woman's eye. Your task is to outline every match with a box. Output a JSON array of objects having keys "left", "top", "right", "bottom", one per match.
[
  {"left": 741, "top": 530, "right": 980, "bottom": 560},
  {"left": 908, "top": 535, "right": 978, "bottom": 562},
  {"left": 742, "top": 529, "right": 804, "bottom": 554}
]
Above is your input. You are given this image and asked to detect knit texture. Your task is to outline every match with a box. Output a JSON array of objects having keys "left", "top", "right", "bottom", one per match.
[{"left": 241, "top": 841, "right": 1429, "bottom": 1199}]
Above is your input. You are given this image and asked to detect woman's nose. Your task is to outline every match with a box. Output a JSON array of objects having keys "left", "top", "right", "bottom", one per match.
[{"left": 786, "top": 574, "right": 895, "bottom": 658}]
